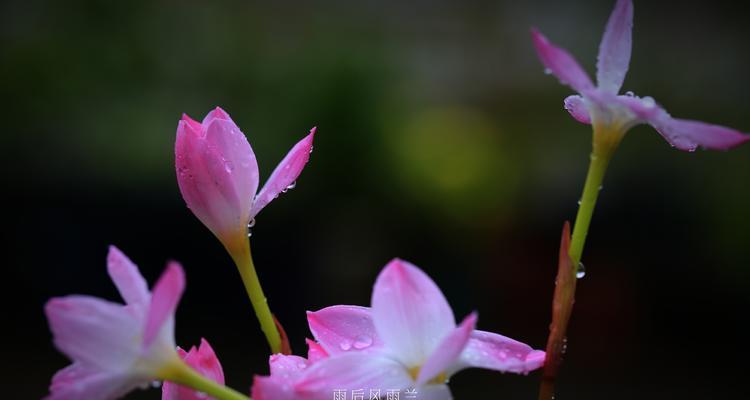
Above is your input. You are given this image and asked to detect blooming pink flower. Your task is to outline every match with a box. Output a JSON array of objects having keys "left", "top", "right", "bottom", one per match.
[
  {"left": 175, "top": 107, "right": 315, "bottom": 251},
  {"left": 162, "top": 338, "right": 225, "bottom": 400},
  {"left": 252, "top": 259, "right": 545, "bottom": 400},
  {"left": 532, "top": 0, "right": 749, "bottom": 151},
  {"left": 45, "top": 246, "right": 186, "bottom": 400}
]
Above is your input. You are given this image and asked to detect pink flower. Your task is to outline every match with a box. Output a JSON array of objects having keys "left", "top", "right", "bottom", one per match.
[
  {"left": 175, "top": 107, "right": 315, "bottom": 252},
  {"left": 252, "top": 259, "right": 545, "bottom": 400},
  {"left": 162, "top": 338, "right": 225, "bottom": 400},
  {"left": 532, "top": 0, "right": 749, "bottom": 151},
  {"left": 45, "top": 246, "right": 186, "bottom": 400}
]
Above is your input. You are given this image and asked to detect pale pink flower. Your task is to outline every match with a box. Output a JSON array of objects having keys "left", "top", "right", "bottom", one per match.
[
  {"left": 252, "top": 259, "right": 545, "bottom": 400},
  {"left": 175, "top": 107, "right": 315, "bottom": 251},
  {"left": 162, "top": 338, "right": 225, "bottom": 400},
  {"left": 45, "top": 246, "right": 186, "bottom": 400},
  {"left": 532, "top": 0, "right": 749, "bottom": 151}
]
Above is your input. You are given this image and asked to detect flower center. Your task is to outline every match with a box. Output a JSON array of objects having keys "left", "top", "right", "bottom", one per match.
[{"left": 408, "top": 366, "right": 448, "bottom": 385}]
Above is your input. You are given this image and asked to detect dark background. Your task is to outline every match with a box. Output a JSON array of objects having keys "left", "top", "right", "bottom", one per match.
[{"left": 3, "top": 0, "right": 749, "bottom": 398}]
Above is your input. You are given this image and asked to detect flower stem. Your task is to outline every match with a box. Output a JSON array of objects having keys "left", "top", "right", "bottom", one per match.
[
  {"left": 162, "top": 360, "right": 251, "bottom": 400},
  {"left": 230, "top": 239, "right": 282, "bottom": 354},
  {"left": 568, "top": 148, "right": 612, "bottom": 268},
  {"left": 538, "top": 141, "right": 616, "bottom": 400}
]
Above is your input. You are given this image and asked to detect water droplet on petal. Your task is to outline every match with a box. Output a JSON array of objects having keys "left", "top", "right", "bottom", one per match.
[
  {"left": 248, "top": 218, "right": 256, "bottom": 228},
  {"left": 576, "top": 262, "right": 586, "bottom": 279},
  {"left": 339, "top": 341, "right": 352, "bottom": 351},
  {"left": 625, "top": 91, "right": 635, "bottom": 97},
  {"left": 224, "top": 160, "right": 235, "bottom": 173},
  {"left": 352, "top": 334, "right": 373, "bottom": 349},
  {"left": 286, "top": 181, "right": 297, "bottom": 190}
]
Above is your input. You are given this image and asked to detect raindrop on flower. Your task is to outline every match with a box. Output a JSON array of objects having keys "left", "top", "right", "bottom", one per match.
[
  {"left": 248, "top": 218, "right": 256, "bottom": 228},
  {"left": 339, "top": 340, "right": 352, "bottom": 351},
  {"left": 625, "top": 91, "right": 634, "bottom": 97},
  {"left": 576, "top": 262, "right": 586, "bottom": 279},
  {"left": 352, "top": 334, "right": 373, "bottom": 349}
]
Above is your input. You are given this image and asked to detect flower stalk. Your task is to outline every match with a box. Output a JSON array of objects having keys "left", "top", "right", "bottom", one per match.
[{"left": 228, "top": 237, "right": 283, "bottom": 354}]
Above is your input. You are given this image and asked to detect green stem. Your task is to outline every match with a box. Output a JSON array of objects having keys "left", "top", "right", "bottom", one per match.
[
  {"left": 231, "top": 240, "right": 282, "bottom": 354},
  {"left": 162, "top": 360, "right": 250, "bottom": 400},
  {"left": 568, "top": 148, "right": 613, "bottom": 269}
]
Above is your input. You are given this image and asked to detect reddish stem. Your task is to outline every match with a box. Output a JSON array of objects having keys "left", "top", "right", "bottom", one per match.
[{"left": 538, "top": 221, "right": 576, "bottom": 400}]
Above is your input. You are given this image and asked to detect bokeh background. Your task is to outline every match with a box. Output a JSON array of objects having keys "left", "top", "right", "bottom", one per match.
[{"left": 3, "top": 0, "right": 750, "bottom": 398}]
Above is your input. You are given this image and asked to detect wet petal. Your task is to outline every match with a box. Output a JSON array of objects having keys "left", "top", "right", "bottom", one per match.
[
  {"left": 416, "top": 313, "right": 476, "bottom": 385},
  {"left": 450, "top": 330, "right": 545, "bottom": 375},
  {"left": 596, "top": 0, "right": 633, "bottom": 93},
  {"left": 651, "top": 117, "right": 750, "bottom": 151},
  {"left": 371, "top": 259, "right": 455, "bottom": 367},
  {"left": 531, "top": 29, "right": 594, "bottom": 93},
  {"left": 294, "top": 353, "right": 413, "bottom": 396},
  {"left": 251, "top": 127, "right": 316, "bottom": 219},
  {"left": 564, "top": 95, "right": 592, "bottom": 124},
  {"left": 307, "top": 305, "right": 382, "bottom": 355}
]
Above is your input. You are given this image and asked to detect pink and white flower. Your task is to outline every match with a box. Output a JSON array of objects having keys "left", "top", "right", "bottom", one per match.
[
  {"left": 252, "top": 259, "right": 545, "bottom": 400},
  {"left": 162, "top": 338, "right": 225, "bottom": 400},
  {"left": 532, "top": 0, "right": 749, "bottom": 151},
  {"left": 175, "top": 107, "right": 315, "bottom": 252},
  {"left": 45, "top": 246, "right": 186, "bottom": 400}
]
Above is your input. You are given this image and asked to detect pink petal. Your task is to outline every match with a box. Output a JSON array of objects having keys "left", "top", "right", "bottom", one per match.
[
  {"left": 451, "top": 330, "right": 545, "bottom": 375},
  {"left": 651, "top": 117, "right": 750, "bottom": 152},
  {"left": 531, "top": 29, "right": 594, "bottom": 93},
  {"left": 163, "top": 339, "right": 225, "bottom": 400},
  {"left": 251, "top": 354, "right": 316, "bottom": 400},
  {"left": 46, "top": 363, "right": 137, "bottom": 400},
  {"left": 294, "top": 353, "right": 413, "bottom": 396},
  {"left": 106, "top": 246, "right": 149, "bottom": 307},
  {"left": 416, "top": 313, "right": 477, "bottom": 385},
  {"left": 306, "top": 339, "right": 329, "bottom": 363},
  {"left": 371, "top": 259, "right": 455, "bottom": 367},
  {"left": 45, "top": 296, "right": 141, "bottom": 371},
  {"left": 144, "top": 262, "right": 185, "bottom": 347},
  {"left": 596, "top": 0, "right": 633, "bottom": 93},
  {"left": 201, "top": 106, "right": 233, "bottom": 127},
  {"left": 306, "top": 305, "right": 383, "bottom": 355},
  {"left": 564, "top": 95, "right": 592, "bottom": 124},
  {"left": 175, "top": 111, "right": 259, "bottom": 244},
  {"left": 250, "top": 127, "right": 316, "bottom": 219},
  {"left": 615, "top": 95, "right": 750, "bottom": 151}
]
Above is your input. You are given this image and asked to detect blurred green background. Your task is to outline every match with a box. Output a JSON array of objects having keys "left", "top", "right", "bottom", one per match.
[{"left": 3, "top": 0, "right": 749, "bottom": 398}]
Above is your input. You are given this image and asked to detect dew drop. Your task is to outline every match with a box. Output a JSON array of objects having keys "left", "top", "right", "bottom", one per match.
[
  {"left": 248, "top": 218, "right": 256, "bottom": 228},
  {"left": 577, "top": 199, "right": 582, "bottom": 205},
  {"left": 544, "top": 68, "right": 552, "bottom": 75},
  {"left": 286, "top": 181, "right": 297, "bottom": 190},
  {"left": 353, "top": 334, "right": 373, "bottom": 349},
  {"left": 625, "top": 91, "right": 635, "bottom": 97},
  {"left": 151, "top": 380, "right": 162, "bottom": 388},
  {"left": 576, "top": 262, "right": 586, "bottom": 279},
  {"left": 339, "top": 341, "right": 352, "bottom": 351},
  {"left": 224, "top": 160, "right": 235, "bottom": 173}
]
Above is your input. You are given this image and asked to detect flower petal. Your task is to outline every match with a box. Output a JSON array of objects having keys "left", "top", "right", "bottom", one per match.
[
  {"left": 306, "top": 339, "right": 329, "bottom": 363},
  {"left": 294, "top": 353, "right": 413, "bottom": 396},
  {"left": 162, "top": 338, "right": 226, "bottom": 400},
  {"left": 450, "top": 330, "right": 545, "bottom": 375},
  {"left": 371, "top": 259, "right": 455, "bottom": 367},
  {"left": 46, "top": 363, "right": 138, "bottom": 400},
  {"left": 106, "top": 246, "right": 149, "bottom": 307},
  {"left": 416, "top": 313, "right": 477, "bottom": 385},
  {"left": 564, "top": 95, "right": 592, "bottom": 124},
  {"left": 651, "top": 117, "right": 750, "bottom": 152},
  {"left": 307, "top": 305, "right": 383, "bottom": 355},
  {"left": 144, "top": 262, "right": 185, "bottom": 347},
  {"left": 252, "top": 354, "right": 326, "bottom": 400},
  {"left": 45, "top": 296, "right": 141, "bottom": 371},
  {"left": 531, "top": 29, "right": 594, "bottom": 93},
  {"left": 250, "top": 127, "right": 315, "bottom": 219},
  {"left": 596, "top": 0, "right": 633, "bottom": 93}
]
